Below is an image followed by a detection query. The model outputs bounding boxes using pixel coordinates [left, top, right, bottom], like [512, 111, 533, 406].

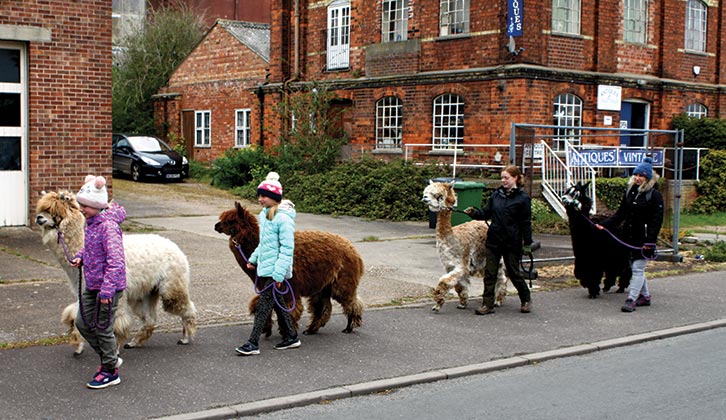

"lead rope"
[234, 242, 297, 313]
[575, 211, 658, 260]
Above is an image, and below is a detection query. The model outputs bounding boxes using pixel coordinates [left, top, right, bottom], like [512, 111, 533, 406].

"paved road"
[244, 328, 726, 420]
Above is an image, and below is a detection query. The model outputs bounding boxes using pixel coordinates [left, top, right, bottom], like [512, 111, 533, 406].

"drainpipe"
[294, 0, 299, 78]
[256, 84, 265, 148]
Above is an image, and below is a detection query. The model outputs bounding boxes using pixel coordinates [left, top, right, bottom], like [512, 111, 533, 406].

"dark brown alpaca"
[215, 202, 365, 335]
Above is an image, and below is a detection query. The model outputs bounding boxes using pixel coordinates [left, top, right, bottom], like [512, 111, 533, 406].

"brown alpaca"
[214, 202, 364, 335]
[422, 181, 508, 312]
[35, 190, 197, 355]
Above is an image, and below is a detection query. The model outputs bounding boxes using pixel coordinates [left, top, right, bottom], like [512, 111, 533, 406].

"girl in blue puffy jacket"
[236, 172, 300, 355]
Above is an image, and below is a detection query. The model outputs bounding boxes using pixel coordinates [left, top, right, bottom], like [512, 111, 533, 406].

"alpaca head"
[422, 181, 457, 213]
[560, 181, 593, 214]
[35, 190, 83, 234]
[214, 201, 260, 244]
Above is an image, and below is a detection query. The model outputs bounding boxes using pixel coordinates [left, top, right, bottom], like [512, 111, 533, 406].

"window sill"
[550, 32, 585, 40]
[684, 49, 708, 57]
[427, 149, 465, 156]
[435, 33, 471, 41]
[373, 148, 402, 154]
[194, 145, 212, 149]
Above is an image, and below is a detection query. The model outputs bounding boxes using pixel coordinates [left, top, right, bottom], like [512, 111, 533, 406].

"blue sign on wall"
[507, 0, 523, 37]
[568, 148, 664, 167]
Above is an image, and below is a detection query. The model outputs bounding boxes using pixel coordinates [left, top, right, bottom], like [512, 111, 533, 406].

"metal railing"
[539, 140, 597, 219]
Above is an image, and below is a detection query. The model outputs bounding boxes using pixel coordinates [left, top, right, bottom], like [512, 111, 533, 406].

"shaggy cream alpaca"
[422, 181, 508, 312]
[35, 191, 197, 355]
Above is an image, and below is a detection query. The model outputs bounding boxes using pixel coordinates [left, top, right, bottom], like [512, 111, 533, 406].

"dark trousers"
[483, 247, 531, 308]
[76, 289, 122, 372]
[248, 277, 296, 344]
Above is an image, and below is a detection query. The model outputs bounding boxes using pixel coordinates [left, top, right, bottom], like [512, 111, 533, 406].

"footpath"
[1, 183, 725, 420]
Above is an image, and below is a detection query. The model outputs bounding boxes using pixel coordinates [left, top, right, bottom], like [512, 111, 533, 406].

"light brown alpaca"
[422, 181, 508, 312]
[35, 191, 197, 355]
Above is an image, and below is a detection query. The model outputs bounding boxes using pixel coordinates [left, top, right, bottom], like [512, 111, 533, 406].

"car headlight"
[141, 156, 161, 166]
[182, 156, 188, 165]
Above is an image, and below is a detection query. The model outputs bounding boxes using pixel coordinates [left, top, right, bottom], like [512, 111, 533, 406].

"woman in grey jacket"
[236, 172, 300, 355]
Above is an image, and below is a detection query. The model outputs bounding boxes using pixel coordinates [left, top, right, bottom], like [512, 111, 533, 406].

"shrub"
[689, 150, 726, 214]
[671, 114, 726, 149]
[210, 147, 276, 190]
[595, 177, 629, 211]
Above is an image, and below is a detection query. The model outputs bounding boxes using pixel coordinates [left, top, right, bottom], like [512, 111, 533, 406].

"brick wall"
[1, 0, 112, 222]
[159, 23, 269, 162]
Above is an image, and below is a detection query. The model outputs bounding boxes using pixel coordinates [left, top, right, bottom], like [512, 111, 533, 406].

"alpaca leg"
[454, 279, 470, 309]
[62, 303, 84, 356]
[432, 268, 464, 312]
[304, 286, 333, 335]
[339, 296, 364, 333]
[125, 294, 159, 348]
[330, 280, 364, 333]
[494, 259, 508, 307]
[159, 283, 197, 345]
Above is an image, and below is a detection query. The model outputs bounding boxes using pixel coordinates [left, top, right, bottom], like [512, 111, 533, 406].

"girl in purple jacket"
[70, 175, 127, 389]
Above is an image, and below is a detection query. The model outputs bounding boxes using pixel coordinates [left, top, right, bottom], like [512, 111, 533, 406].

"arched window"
[376, 96, 403, 149]
[685, 0, 707, 52]
[432, 93, 465, 150]
[553, 93, 582, 150]
[686, 103, 707, 119]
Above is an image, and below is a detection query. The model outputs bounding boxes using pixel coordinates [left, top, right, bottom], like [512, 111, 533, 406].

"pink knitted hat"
[76, 175, 109, 209]
[257, 172, 283, 202]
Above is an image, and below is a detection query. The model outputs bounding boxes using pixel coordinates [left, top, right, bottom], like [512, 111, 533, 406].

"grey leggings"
[76, 289, 122, 372]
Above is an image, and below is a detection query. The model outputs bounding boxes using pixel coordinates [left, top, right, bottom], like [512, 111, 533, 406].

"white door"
[327, 0, 350, 70]
[0, 42, 28, 226]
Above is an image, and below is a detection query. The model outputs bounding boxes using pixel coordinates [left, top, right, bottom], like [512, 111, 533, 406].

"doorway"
[619, 100, 650, 147]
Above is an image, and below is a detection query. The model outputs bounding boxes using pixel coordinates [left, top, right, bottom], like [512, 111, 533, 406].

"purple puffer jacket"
[74, 203, 127, 299]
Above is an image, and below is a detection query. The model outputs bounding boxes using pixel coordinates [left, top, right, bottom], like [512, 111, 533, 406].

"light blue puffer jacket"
[249, 200, 295, 282]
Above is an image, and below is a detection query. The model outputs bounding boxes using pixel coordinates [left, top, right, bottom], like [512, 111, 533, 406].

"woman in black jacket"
[597, 157, 664, 313]
[465, 165, 533, 315]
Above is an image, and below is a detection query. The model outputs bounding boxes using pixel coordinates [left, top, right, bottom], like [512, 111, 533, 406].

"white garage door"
[0, 42, 27, 227]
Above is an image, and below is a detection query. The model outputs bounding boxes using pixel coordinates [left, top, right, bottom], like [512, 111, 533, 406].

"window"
[327, 0, 350, 70]
[194, 110, 211, 147]
[686, 103, 707, 119]
[685, 0, 707, 52]
[439, 0, 469, 36]
[552, 0, 580, 34]
[553, 93, 582, 150]
[432, 94, 464, 150]
[382, 0, 409, 42]
[235, 109, 251, 147]
[624, 0, 647, 44]
[376, 96, 403, 149]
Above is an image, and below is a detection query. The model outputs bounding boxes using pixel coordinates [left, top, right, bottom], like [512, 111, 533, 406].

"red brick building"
[1, 1, 112, 227]
[150, 0, 271, 26]
[156, 0, 726, 164]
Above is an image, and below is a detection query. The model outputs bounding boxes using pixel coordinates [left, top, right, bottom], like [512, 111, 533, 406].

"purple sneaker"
[635, 295, 651, 307]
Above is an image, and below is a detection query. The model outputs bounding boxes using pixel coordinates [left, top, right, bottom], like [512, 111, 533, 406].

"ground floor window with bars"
[432, 93, 464, 150]
[376, 96, 402, 149]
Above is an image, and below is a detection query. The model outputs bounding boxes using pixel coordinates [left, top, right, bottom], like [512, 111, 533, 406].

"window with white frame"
[552, 0, 580, 35]
[685, 0, 707, 52]
[432, 94, 464, 150]
[624, 0, 647, 44]
[235, 109, 251, 147]
[382, 0, 409, 42]
[376, 96, 403, 149]
[439, 0, 469, 37]
[194, 110, 211, 147]
[553, 93, 582, 150]
[686, 103, 707, 119]
[327, 0, 350, 70]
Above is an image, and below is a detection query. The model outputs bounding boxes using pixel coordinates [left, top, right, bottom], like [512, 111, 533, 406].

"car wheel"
[131, 163, 141, 182]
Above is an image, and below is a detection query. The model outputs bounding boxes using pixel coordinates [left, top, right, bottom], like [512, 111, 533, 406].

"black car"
[112, 134, 189, 182]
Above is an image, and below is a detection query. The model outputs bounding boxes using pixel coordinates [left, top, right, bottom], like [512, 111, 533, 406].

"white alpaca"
[422, 181, 508, 312]
[35, 191, 197, 355]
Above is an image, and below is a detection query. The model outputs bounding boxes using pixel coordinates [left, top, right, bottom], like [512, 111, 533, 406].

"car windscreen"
[129, 136, 168, 152]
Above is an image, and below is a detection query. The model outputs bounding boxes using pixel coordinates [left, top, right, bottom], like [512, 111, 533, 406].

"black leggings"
[248, 277, 296, 344]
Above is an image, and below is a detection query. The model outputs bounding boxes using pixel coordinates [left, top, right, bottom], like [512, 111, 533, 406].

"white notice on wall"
[597, 85, 622, 111]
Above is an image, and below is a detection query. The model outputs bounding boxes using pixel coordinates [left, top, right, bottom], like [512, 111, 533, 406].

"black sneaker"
[621, 299, 636, 313]
[274, 337, 301, 350]
[235, 341, 260, 356]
